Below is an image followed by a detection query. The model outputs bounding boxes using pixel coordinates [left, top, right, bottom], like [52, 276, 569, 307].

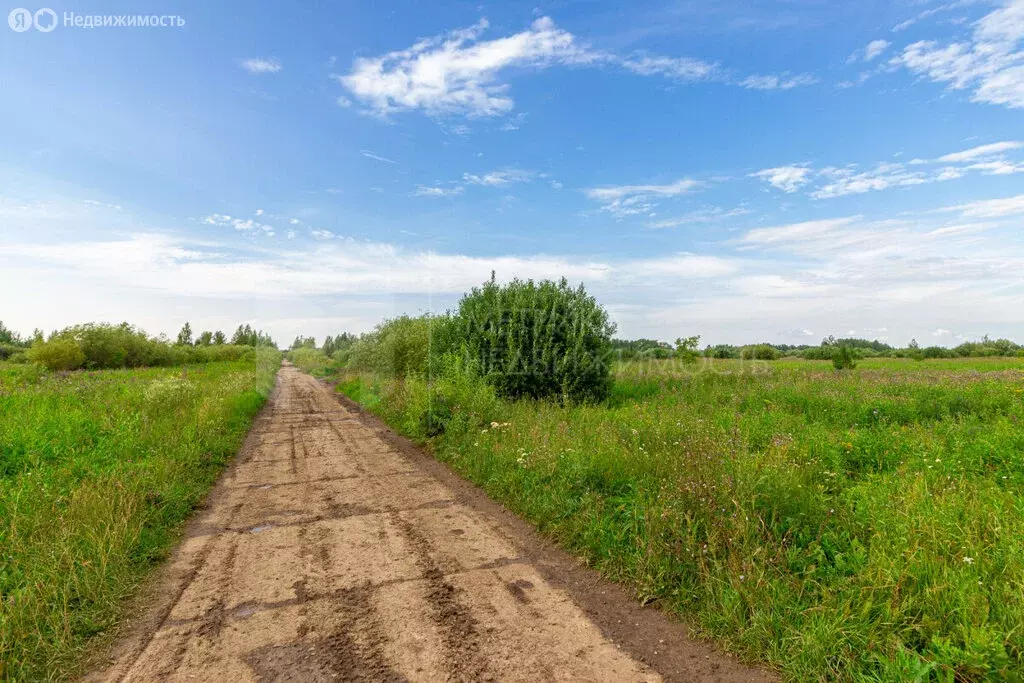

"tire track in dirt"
[90, 363, 774, 682]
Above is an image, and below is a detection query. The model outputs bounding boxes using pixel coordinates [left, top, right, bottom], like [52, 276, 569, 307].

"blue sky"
[1, 0, 1022, 346]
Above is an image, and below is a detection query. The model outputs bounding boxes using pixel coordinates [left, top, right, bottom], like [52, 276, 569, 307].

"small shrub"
[26, 339, 85, 371]
[832, 345, 857, 370]
[741, 343, 781, 361]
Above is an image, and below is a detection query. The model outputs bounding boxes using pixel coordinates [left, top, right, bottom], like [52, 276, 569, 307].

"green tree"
[457, 277, 616, 402]
[213, 330, 226, 345]
[176, 322, 193, 346]
[675, 335, 701, 364]
[196, 330, 213, 346]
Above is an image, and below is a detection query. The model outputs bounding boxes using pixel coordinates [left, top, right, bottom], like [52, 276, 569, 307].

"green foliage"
[290, 335, 317, 350]
[740, 343, 781, 360]
[25, 339, 86, 371]
[0, 353, 278, 679]
[457, 277, 615, 402]
[230, 324, 275, 347]
[348, 314, 458, 378]
[322, 333, 357, 356]
[339, 355, 1024, 681]
[286, 347, 334, 376]
[0, 321, 25, 346]
[176, 321, 193, 346]
[704, 344, 740, 359]
[674, 335, 701, 364]
[610, 338, 674, 361]
[212, 330, 227, 345]
[195, 330, 214, 346]
[832, 344, 858, 370]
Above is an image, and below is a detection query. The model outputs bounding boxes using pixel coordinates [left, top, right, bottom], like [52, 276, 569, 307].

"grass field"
[0, 351, 279, 680]
[337, 356, 1024, 681]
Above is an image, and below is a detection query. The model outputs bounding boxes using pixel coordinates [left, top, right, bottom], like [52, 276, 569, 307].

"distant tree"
[0, 321, 21, 345]
[196, 330, 213, 346]
[213, 330, 226, 345]
[176, 322, 193, 346]
[675, 335, 701, 364]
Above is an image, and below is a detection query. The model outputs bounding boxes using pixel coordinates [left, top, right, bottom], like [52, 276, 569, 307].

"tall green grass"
[0, 350, 279, 680]
[337, 357, 1024, 681]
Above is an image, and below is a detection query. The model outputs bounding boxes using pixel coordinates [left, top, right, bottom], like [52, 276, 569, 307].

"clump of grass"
[338, 356, 1024, 681]
[0, 349, 279, 680]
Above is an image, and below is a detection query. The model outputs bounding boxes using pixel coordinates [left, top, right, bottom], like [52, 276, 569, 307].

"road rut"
[93, 364, 771, 682]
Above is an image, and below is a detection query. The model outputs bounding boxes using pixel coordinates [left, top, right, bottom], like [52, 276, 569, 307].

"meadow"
[0, 350, 279, 680]
[331, 355, 1024, 681]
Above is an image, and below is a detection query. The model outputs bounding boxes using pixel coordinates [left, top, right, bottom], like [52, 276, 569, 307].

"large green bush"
[456, 277, 615, 402]
[25, 339, 86, 371]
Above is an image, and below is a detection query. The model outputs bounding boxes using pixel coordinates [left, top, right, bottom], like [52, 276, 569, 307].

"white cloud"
[938, 140, 1023, 161]
[941, 193, 1024, 217]
[337, 17, 814, 118]
[750, 165, 812, 192]
[202, 213, 275, 234]
[849, 39, 891, 63]
[462, 168, 533, 186]
[811, 162, 933, 199]
[865, 39, 892, 61]
[739, 73, 818, 90]
[739, 217, 859, 247]
[240, 57, 282, 75]
[967, 159, 1024, 173]
[621, 56, 717, 81]
[414, 185, 464, 197]
[360, 150, 398, 164]
[585, 178, 702, 201]
[338, 17, 599, 117]
[585, 178, 702, 218]
[892, 1, 1024, 109]
[647, 207, 752, 229]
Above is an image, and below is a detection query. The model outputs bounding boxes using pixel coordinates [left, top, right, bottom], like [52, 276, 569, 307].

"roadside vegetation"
[0, 321, 280, 680]
[290, 278, 1024, 681]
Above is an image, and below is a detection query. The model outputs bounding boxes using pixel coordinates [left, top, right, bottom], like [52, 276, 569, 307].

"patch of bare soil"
[90, 364, 774, 682]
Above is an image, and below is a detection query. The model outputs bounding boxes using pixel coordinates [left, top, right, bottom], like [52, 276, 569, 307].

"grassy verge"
[334, 358, 1024, 681]
[0, 350, 279, 680]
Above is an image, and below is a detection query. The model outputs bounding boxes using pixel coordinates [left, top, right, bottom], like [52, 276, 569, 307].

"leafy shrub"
[832, 345, 857, 370]
[349, 314, 458, 378]
[457, 277, 615, 402]
[287, 347, 333, 376]
[0, 343, 23, 361]
[705, 344, 739, 359]
[25, 339, 85, 371]
[675, 335, 701, 364]
[741, 343, 781, 361]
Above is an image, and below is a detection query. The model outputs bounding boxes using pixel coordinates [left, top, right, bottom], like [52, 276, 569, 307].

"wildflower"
[963, 557, 974, 564]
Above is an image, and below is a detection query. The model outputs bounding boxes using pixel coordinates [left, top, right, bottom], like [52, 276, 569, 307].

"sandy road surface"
[93, 364, 772, 682]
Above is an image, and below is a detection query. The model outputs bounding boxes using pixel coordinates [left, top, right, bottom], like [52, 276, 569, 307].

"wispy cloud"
[940, 194, 1024, 218]
[739, 73, 818, 90]
[360, 149, 399, 164]
[938, 140, 1023, 162]
[621, 56, 718, 81]
[462, 168, 533, 186]
[239, 57, 282, 75]
[750, 166, 812, 192]
[413, 185, 464, 197]
[202, 213, 275, 235]
[891, 1, 1024, 109]
[647, 207, 751, 229]
[585, 178, 702, 218]
[338, 18, 598, 117]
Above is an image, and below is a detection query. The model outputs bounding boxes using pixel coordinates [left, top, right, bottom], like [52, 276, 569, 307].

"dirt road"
[94, 364, 772, 682]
